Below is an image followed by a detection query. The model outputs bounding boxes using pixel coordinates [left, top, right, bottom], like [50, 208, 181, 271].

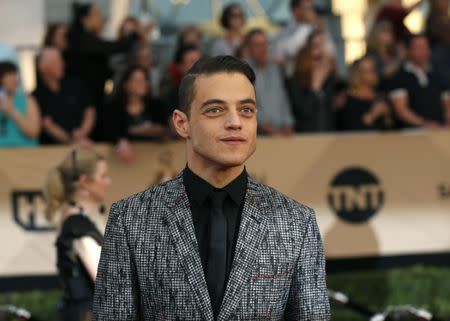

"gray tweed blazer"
[93, 173, 330, 321]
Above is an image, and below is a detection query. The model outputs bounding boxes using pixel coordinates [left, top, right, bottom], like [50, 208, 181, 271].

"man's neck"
[187, 158, 245, 189]
[42, 76, 61, 92]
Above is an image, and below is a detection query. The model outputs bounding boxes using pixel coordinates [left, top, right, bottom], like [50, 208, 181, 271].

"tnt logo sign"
[12, 190, 55, 232]
[327, 167, 384, 223]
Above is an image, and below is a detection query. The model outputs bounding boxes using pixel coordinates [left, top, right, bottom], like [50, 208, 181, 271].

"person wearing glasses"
[44, 148, 112, 321]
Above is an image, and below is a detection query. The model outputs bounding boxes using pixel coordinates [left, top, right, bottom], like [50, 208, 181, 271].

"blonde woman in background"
[337, 56, 392, 131]
[44, 148, 111, 321]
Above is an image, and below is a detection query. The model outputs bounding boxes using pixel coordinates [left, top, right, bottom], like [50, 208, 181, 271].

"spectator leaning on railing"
[387, 34, 450, 129]
[286, 30, 338, 133]
[33, 47, 96, 146]
[337, 56, 392, 132]
[0, 62, 41, 148]
[103, 65, 169, 163]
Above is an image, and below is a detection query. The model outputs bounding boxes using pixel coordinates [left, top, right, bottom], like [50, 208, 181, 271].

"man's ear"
[172, 109, 190, 139]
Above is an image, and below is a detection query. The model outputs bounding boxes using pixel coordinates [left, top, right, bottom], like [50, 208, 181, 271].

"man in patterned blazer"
[93, 56, 330, 321]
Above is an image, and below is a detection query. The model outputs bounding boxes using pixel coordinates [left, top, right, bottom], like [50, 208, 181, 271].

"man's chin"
[217, 155, 251, 168]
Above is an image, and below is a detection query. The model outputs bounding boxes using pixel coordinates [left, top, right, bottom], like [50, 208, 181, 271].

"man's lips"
[220, 136, 247, 144]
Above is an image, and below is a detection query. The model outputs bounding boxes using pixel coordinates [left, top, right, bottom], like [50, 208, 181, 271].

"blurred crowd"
[1, 0, 450, 161]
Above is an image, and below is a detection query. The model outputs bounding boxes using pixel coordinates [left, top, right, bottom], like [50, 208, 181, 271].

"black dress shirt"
[32, 77, 93, 144]
[182, 166, 247, 288]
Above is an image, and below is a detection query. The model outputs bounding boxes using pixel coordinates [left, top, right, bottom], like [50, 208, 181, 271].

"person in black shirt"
[93, 56, 330, 320]
[338, 56, 391, 131]
[103, 65, 169, 162]
[44, 148, 112, 321]
[388, 34, 450, 129]
[183, 165, 246, 292]
[286, 30, 338, 133]
[66, 3, 139, 139]
[33, 47, 95, 145]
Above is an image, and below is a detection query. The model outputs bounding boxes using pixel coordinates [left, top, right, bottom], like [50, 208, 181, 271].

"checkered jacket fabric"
[93, 173, 330, 321]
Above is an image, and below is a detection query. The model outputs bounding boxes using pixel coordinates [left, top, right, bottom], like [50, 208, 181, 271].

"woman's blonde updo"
[43, 148, 104, 222]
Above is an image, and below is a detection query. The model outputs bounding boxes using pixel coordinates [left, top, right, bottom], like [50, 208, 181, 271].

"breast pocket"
[239, 256, 294, 320]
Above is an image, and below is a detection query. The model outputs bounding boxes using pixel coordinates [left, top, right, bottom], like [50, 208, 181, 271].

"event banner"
[1, 131, 449, 277]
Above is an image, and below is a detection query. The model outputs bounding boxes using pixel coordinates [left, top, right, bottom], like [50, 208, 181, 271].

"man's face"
[408, 37, 430, 66]
[177, 72, 257, 169]
[40, 49, 65, 81]
[292, 0, 313, 22]
[248, 33, 268, 66]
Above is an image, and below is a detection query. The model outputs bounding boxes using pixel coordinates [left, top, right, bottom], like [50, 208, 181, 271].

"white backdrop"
[0, 0, 44, 47]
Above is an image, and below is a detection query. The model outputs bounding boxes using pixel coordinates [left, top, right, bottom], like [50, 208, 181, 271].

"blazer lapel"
[163, 175, 215, 321]
[218, 177, 270, 321]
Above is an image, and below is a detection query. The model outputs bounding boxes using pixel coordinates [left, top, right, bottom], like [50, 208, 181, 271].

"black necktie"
[206, 189, 228, 320]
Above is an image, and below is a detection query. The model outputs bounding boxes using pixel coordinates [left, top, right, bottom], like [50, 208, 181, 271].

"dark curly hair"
[220, 3, 246, 30]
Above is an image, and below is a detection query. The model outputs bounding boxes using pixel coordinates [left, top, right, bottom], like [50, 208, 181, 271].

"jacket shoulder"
[109, 174, 182, 217]
[250, 177, 316, 224]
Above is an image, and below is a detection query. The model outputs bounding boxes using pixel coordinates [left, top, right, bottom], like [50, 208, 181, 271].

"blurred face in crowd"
[247, 32, 269, 67]
[0, 71, 19, 93]
[82, 5, 104, 34]
[389, 0, 402, 7]
[52, 24, 68, 51]
[173, 72, 257, 170]
[292, 0, 313, 22]
[182, 28, 202, 47]
[79, 160, 112, 203]
[39, 48, 65, 81]
[228, 5, 246, 31]
[310, 33, 325, 60]
[125, 69, 149, 98]
[135, 46, 152, 69]
[179, 49, 202, 75]
[377, 27, 394, 48]
[359, 58, 378, 88]
[407, 36, 430, 67]
[119, 17, 139, 38]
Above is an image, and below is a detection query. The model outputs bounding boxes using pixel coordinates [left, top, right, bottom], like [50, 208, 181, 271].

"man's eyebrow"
[239, 98, 256, 105]
[200, 99, 226, 109]
[200, 98, 257, 109]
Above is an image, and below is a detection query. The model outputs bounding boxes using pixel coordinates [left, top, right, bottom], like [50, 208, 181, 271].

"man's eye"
[241, 107, 256, 114]
[206, 107, 222, 114]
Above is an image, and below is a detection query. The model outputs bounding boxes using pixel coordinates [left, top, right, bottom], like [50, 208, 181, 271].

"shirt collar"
[404, 62, 431, 87]
[183, 165, 248, 206]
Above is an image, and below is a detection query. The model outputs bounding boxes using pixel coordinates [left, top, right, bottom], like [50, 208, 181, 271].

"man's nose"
[224, 109, 242, 130]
